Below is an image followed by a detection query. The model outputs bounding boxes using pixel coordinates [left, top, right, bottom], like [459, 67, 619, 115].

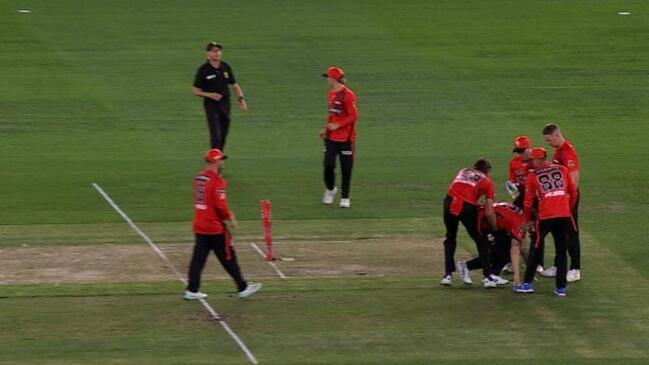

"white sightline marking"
[91, 182, 259, 365]
[250, 243, 288, 279]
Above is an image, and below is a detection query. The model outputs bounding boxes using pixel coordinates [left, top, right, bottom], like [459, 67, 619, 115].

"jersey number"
[537, 171, 564, 193]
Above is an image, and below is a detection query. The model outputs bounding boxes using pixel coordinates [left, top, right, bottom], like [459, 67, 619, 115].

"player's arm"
[483, 179, 498, 230]
[213, 184, 235, 228]
[569, 170, 579, 189]
[522, 173, 536, 225]
[192, 86, 222, 101]
[231, 83, 248, 111]
[565, 167, 578, 210]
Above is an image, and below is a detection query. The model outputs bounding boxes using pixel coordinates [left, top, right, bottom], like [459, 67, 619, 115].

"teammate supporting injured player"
[457, 202, 526, 286]
[515, 147, 577, 296]
[441, 158, 502, 288]
[542, 123, 582, 282]
[184, 148, 261, 300]
[319, 66, 358, 208]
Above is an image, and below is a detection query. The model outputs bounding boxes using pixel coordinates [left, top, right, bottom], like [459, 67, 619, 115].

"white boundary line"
[91, 183, 259, 365]
[250, 243, 288, 279]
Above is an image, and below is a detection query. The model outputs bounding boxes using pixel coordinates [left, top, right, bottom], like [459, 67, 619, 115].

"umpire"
[192, 42, 248, 150]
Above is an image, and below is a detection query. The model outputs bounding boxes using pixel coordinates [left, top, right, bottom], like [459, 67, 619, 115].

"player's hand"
[238, 98, 248, 111]
[318, 129, 327, 138]
[520, 221, 533, 234]
[226, 218, 238, 230]
[325, 122, 340, 131]
[208, 93, 223, 101]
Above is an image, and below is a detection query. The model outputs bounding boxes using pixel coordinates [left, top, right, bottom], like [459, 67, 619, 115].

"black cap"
[206, 42, 223, 51]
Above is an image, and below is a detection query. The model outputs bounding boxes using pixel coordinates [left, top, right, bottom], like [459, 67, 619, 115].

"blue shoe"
[554, 287, 567, 297]
[514, 282, 534, 293]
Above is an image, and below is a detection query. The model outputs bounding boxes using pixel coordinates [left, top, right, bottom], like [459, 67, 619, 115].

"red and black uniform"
[508, 155, 529, 208]
[523, 162, 577, 289]
[443, 168, 495, 277]
[553, 140, 581, 270]
[187, 169, 247, 293]
[467, 203, 525, 274]
[323, 86, 358, 199]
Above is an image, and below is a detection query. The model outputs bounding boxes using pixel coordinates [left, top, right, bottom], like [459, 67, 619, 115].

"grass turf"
[1, 0, 648, 364]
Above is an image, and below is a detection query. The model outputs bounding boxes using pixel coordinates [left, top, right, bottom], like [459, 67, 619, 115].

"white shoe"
[457, 261, 472, 284]
[540, 266, 557, 277]
[567, 269, 581, 282]
[183, 290, 208, 300]
[482, 277, 497, 288]
[536, 265, 545, 273]
[238, 282, 262, 298]
[339, 198, 351, 208]
[490, 275, 509, 285]
[440, 274, 452, 286]
[323, 187, 337, 204]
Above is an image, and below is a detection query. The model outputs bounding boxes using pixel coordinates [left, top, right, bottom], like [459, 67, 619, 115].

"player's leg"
[322, 139, 338, 203]
[442, 196, 460, 280]
[567, 192, 581, 275]
[212, 233, 248, 292]
[523, 221, 548, 284]
[510, 238, 522, 284]
[339, 141, 354, 203]
[460, 205, 493, 283]
[217, 104, 231, 151]
[186, 234, 213, 293]
[549, 218, 570, 292]
[205, 104, 223, 149]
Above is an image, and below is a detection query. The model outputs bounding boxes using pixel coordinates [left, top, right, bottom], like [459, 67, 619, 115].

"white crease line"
[91, 182, 259, 365]
[250, 243, 288, 279]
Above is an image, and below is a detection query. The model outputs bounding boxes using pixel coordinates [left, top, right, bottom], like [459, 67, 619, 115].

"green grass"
[1, 0, 648, 364]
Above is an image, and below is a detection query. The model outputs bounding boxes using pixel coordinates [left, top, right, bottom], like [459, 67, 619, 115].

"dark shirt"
[193, 61, 236, 105]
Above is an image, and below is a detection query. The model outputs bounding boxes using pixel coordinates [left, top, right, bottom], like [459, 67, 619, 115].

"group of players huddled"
[441, 123, 581, 296]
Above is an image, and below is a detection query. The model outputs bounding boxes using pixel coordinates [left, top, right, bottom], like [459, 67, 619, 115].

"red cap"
[512, 135, 531, 152]
[204, 148, 228, 163]
[530, 147, 547, 160]
[322, 66, 345, 80]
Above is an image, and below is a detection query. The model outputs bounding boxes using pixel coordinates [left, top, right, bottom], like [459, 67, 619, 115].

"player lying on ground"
[456, 202, 527, 286]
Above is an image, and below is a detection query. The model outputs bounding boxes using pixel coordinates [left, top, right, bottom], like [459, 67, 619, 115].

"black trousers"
[187, 233, 247, 293]
[568, 192, 581, 270]
[443, 195, 492, 277]
[323, 139, 354, 199]
[204, 101, 231, 150]
[466, 231, 511, 275]
[524, 217, 571, 289]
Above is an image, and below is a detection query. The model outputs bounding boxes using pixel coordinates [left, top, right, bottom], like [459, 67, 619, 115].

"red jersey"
[325, 86, 358, 142]
[193, 169, 233, 235]
[508, 155, 529, 184]
[480, 202, 525, 241]
[552, 140, 579, 173]
[447, 168, 495, 215]
[524, 163, 577, 221]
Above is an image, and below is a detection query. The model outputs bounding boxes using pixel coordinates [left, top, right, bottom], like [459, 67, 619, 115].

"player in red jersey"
[441, 158, 500, 288]
[542, 123, 581, 282]
[457, 202, 527, 285]
[507, 135, 531, 208]
[184, 148, 261, 300]
[319, 66, 358, 208]
[515, 147, 577, 296]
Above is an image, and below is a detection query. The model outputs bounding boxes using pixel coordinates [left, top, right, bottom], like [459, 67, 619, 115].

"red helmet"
[204, 148, 228, 163]
[530, 147, 547, 160]
[512, 135, 531, 152]
[322, 66, 345, 80]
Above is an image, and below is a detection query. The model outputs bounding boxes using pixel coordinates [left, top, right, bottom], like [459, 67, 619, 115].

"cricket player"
[319, 66, 358, 208]
[540, 123, 581, 282]
[441, 158, 500, 288]
[515, 147, 577, 296]
[184, 148, 261, 300]
[506, 135, 545, 274]
[457, 202, 526, 286]
[192, 42, 248, 150]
